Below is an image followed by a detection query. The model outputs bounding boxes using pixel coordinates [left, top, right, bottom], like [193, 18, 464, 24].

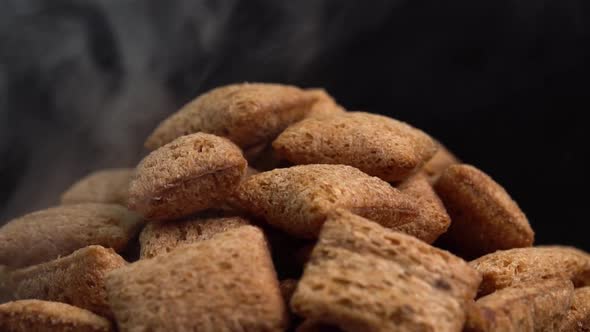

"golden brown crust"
[393, 173, 451, 243]
[60, 168, 134, 206]
[304, 88, 346, 119]
[128, 133, 247, 221]
[231, 164, 420, 239]
[0, 203, 142, 268]
[290, 210, 481, 332]
[106, 226, 288, 331]
[0, 300, 113, 332]
[4, 245, 126, 318]
[559, 286, 590, 331]
[470, 246, 590, 296]
[434, 164, 534, 259]
[139, 213, 249, 259]
[421, 143, 460, 184]
[465, 279, 574, 332]
[272, 112, 437, 182]
[145, 82, 316, 150]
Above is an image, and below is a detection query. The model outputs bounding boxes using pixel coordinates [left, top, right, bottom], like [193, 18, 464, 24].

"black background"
[0, 0, 588, 250]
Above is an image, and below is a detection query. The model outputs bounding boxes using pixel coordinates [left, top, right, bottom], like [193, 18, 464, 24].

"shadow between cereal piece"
[0, 203, 143, 268]
[464, 278, 574, 332]
[470, 246, 590, 297]
[272, 112, 438, 182]
[420, 141, 461, 185]
[106, 226, 288, 331]
[144, 82, 317, 151]
[0, 299, 114, 332]
[128, 133, 248, 222]
[434, 164, 534, 260]
[290, 210, 481, 331]
[3, 245, 126, 318]
[230, 164, 421, 239]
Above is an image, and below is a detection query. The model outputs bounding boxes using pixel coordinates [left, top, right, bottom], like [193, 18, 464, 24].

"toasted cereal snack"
[304, 88, 346, 119]
[106, 226, 287, 331]
[139, 213, 249, 258]
[145, 83, 316, 150]
[392, 173, 451, 244]
[290, 210, 481, 332]
[245, 143, 286, 171]
[435, 164, 534, 259]
[0, 300, 113, 332]
[231, 164, 420, 238]
[60, 168, 134, 206]
[470, 246, 590, 296]
[3, 245, 125, 318]
[559, 286, 590, 331]
[0, 204, 142, 268]
[272, 112, 437, 182]
[421, 142, 460, 184]
[465, 278, 574, 332]
[128, 133, 247, 221]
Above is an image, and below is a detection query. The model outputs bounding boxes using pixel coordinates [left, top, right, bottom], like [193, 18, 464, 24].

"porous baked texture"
[304, 88, 346, 118]
[106, 226, 288, 332]
[145, 82, 316, 150]
[139, 213, 249, 258]
[60, 168, 134, 206]
[0, 299, 113, 332]
[421, 143, 460, 184]
[464, 278, 574, 332]
[392, 173, 451, 244]
[290, 210, 481, 332]
[128, 133, 247, 221]
[232, 164, 420, 239]
[0, 203, 142, 268]
[3, 245, 126, 318]
[559, 286, 590, 331]
[435, 164, 534, 259]
[272, 112, 437, 182]
[470, 246, 590, 296]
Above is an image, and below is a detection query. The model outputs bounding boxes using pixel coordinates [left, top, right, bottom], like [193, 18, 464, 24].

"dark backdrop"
[1, 0, 588, 250]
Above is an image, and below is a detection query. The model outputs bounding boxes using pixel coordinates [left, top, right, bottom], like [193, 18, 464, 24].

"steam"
[0, 0, 400, 222]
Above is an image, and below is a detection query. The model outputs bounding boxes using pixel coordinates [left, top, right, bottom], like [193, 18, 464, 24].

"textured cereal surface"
[291, 211, 481, 332]
[128, 133, 247, 221]
[0, 203, 142, 268]
[139, 213, 249, 258]
[470, 246, 590, 296]
[232, 164, 420, 238]
[393, 173, 451, 243]
[435, 164, 534, 259]
[465, 279, 574, 332]
[106, 226, 287, 332]
[4, 245, 126, 318]
[0, 300, 113, 332]
[421, 143, 460, 184]
[304, 88, 346, 118]
[559, 286, 590, 331]
[60, 168, 134, 206]
[145, 82, 316, 150]
[272, 112, 437, 181]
